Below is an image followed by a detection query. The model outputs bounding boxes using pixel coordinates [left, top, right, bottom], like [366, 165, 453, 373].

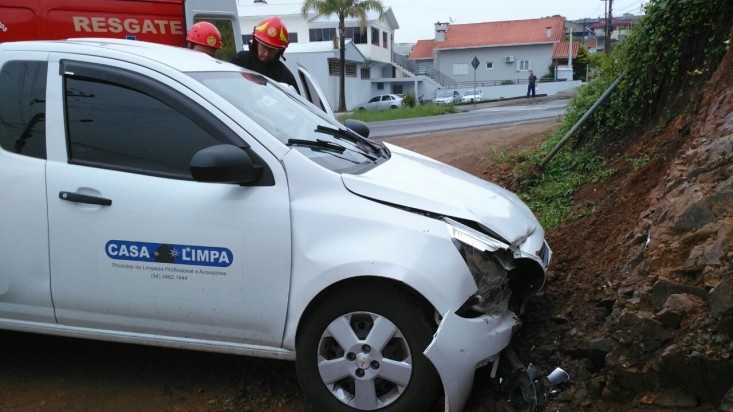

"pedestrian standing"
[527, 70, 537, 98]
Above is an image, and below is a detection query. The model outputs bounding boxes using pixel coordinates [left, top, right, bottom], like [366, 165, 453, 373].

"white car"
[461, 89, 484, 103]
[356, 93, 404, 110]
[0, 39, 551, 412]
[433, 90, 462, 104]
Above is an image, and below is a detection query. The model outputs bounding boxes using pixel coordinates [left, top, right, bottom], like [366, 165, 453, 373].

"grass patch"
[338, 103, 457, 123]
[502, 120, 614, 229]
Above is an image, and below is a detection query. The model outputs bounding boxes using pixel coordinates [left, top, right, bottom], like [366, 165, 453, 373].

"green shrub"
[402, 91, 417, 108]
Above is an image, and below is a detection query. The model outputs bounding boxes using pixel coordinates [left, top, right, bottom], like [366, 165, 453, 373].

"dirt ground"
[0, 120, 559, 412]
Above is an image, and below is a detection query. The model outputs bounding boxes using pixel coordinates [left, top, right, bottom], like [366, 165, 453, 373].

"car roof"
[0, 38, 238, 73]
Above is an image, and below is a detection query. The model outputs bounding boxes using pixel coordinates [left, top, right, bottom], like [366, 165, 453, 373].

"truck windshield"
[188, 70, 387, 173]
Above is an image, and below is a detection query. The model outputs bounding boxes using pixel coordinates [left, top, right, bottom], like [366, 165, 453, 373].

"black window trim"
[58, 60, 275, 186]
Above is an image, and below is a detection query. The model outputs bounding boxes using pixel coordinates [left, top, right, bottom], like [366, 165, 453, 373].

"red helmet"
[186, 21, 222, 49]
[253, 16, 289, 50]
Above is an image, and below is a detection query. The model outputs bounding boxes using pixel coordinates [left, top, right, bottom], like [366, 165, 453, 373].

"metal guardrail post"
[539, 73, 625, 169]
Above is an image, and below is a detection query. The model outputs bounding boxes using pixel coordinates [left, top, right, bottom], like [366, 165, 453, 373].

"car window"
[369, 96, 380, 103]
[0, 61, 47, 159]
[382, 95, 391, 101]
[63, 63, 229, 179]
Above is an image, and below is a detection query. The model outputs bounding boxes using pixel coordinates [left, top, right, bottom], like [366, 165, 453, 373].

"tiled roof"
[409, 39, 436, 59]
[409, 16, 565, 60]
[553, 40, 580, 59]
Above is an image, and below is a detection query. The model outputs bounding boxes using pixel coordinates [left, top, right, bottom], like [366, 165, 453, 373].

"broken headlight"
[444, 218, 514, 316]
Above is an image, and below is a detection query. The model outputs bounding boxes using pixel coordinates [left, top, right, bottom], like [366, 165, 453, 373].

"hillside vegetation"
[500, 0, 733, 410]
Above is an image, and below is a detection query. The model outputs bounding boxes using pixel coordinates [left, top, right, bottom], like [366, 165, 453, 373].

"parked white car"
[0, 39, 551, 412]
[356, 93, 404, 110]
[461, 89, 484, 103]
[433, 89, 462, 104]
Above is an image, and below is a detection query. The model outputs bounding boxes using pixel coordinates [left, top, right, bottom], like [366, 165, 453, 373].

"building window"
[371, 27, 379, 45]
[376, 82, 384, 90]
[519, 60, 531, 71]
[344, 27, 367, 44]
[382, 32, 388, 48]
[392, 84, 403, 94]
[309, 27, 337, 42]
[452, 63, 468, 75]
[328, 60, 357, 77]
[486, 61, 493, 70]
[360, 67, 370, 79]
[344, 62, 357, 77]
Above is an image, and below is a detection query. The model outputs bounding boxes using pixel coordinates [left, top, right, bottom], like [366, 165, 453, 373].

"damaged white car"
[0, 39, 554, 411]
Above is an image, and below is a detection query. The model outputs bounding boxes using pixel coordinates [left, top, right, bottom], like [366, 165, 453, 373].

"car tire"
[296, 284, 442, 412]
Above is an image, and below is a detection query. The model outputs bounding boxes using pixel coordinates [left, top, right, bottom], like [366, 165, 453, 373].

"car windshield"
[436, 91, 453, 98]
[188, 70, 388, 173]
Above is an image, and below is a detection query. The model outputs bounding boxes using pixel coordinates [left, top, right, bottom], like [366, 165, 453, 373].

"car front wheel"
[296, 284, 442, 412]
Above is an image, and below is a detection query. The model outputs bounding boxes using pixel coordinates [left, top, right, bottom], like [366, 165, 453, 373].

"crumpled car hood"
[341, 143, 542, 244]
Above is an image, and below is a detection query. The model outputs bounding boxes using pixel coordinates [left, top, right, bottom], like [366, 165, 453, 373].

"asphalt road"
[368, 93, 575, 139]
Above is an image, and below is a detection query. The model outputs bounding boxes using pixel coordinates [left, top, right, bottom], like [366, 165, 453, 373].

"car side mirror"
[344, 119, 370, 138]
[190, 144, 262, 184]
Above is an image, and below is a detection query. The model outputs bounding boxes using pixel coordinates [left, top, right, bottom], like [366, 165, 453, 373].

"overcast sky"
[388, 0, 648, 43]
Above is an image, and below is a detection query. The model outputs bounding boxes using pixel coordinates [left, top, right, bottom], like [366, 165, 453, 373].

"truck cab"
[0, 0, 334, 117]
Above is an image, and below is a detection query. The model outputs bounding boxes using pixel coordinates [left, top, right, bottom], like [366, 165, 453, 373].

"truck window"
[62, 63, 227, 178]
[195, 19, 236, 62]
[0, 61, 47, 159]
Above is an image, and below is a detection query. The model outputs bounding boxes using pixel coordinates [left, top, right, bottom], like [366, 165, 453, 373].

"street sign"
[471, 56, 480, 69]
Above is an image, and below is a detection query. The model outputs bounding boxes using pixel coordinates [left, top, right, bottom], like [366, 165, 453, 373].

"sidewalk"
[459, 86, 580, 110]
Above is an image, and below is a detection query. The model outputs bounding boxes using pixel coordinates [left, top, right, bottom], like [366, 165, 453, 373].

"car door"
[380, 95, 393, 109]
[44, 55, 292, 346]
[366, 95, 380, 109]
[293, 63, 335, 119]
[0, 52, 56, 324]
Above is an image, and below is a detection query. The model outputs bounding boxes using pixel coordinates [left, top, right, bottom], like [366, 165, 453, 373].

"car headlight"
[443, 217, 549, 316]
[444, 218, 514, 315]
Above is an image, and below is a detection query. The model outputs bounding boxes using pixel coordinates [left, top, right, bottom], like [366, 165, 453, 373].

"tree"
[301, 0, 384, 112]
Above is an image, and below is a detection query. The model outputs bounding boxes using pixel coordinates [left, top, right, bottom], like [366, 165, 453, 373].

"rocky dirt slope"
[509, 36, 733, 411]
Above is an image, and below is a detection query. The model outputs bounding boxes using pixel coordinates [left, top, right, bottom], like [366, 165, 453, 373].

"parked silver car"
[357, 93, 404, 110]
[433, 90, 462, 104]
[461, 89, 484, 103]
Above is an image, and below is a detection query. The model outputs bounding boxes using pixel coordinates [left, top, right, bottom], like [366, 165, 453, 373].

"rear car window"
[0, 61, 47, 159]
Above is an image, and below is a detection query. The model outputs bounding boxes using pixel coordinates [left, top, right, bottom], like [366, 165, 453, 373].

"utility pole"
[605, 0, 613, 54]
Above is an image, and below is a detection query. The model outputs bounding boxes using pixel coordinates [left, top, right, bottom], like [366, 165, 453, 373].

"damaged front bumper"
[424, 309, 521, 412]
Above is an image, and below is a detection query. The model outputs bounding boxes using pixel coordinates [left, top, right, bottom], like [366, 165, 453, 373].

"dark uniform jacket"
[230, 50, 299, 93]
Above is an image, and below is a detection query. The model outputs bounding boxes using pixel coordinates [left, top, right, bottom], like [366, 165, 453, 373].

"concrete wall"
[453, 79, 583, 100]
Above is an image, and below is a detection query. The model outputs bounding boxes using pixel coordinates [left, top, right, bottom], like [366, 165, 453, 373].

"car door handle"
[59, 191, 112, 206]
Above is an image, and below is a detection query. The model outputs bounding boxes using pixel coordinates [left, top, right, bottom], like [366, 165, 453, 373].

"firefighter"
[185, 21, 222, 57]
[230, 16, 299, 92]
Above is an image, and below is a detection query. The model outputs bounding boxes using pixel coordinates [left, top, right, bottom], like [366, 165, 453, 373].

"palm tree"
[301, 0, 384, 112]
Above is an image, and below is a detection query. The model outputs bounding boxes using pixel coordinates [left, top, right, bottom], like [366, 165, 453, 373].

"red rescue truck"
[0, 0, 243, 60]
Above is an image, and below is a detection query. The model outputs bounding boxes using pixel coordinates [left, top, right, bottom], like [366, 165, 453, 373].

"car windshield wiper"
[287, 138, 370, 164]
[314, 125, 383, 159]
[287, 138, 346, 154]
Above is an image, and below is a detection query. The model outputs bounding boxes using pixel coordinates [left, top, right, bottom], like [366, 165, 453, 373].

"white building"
[236, 0, 406, 111]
